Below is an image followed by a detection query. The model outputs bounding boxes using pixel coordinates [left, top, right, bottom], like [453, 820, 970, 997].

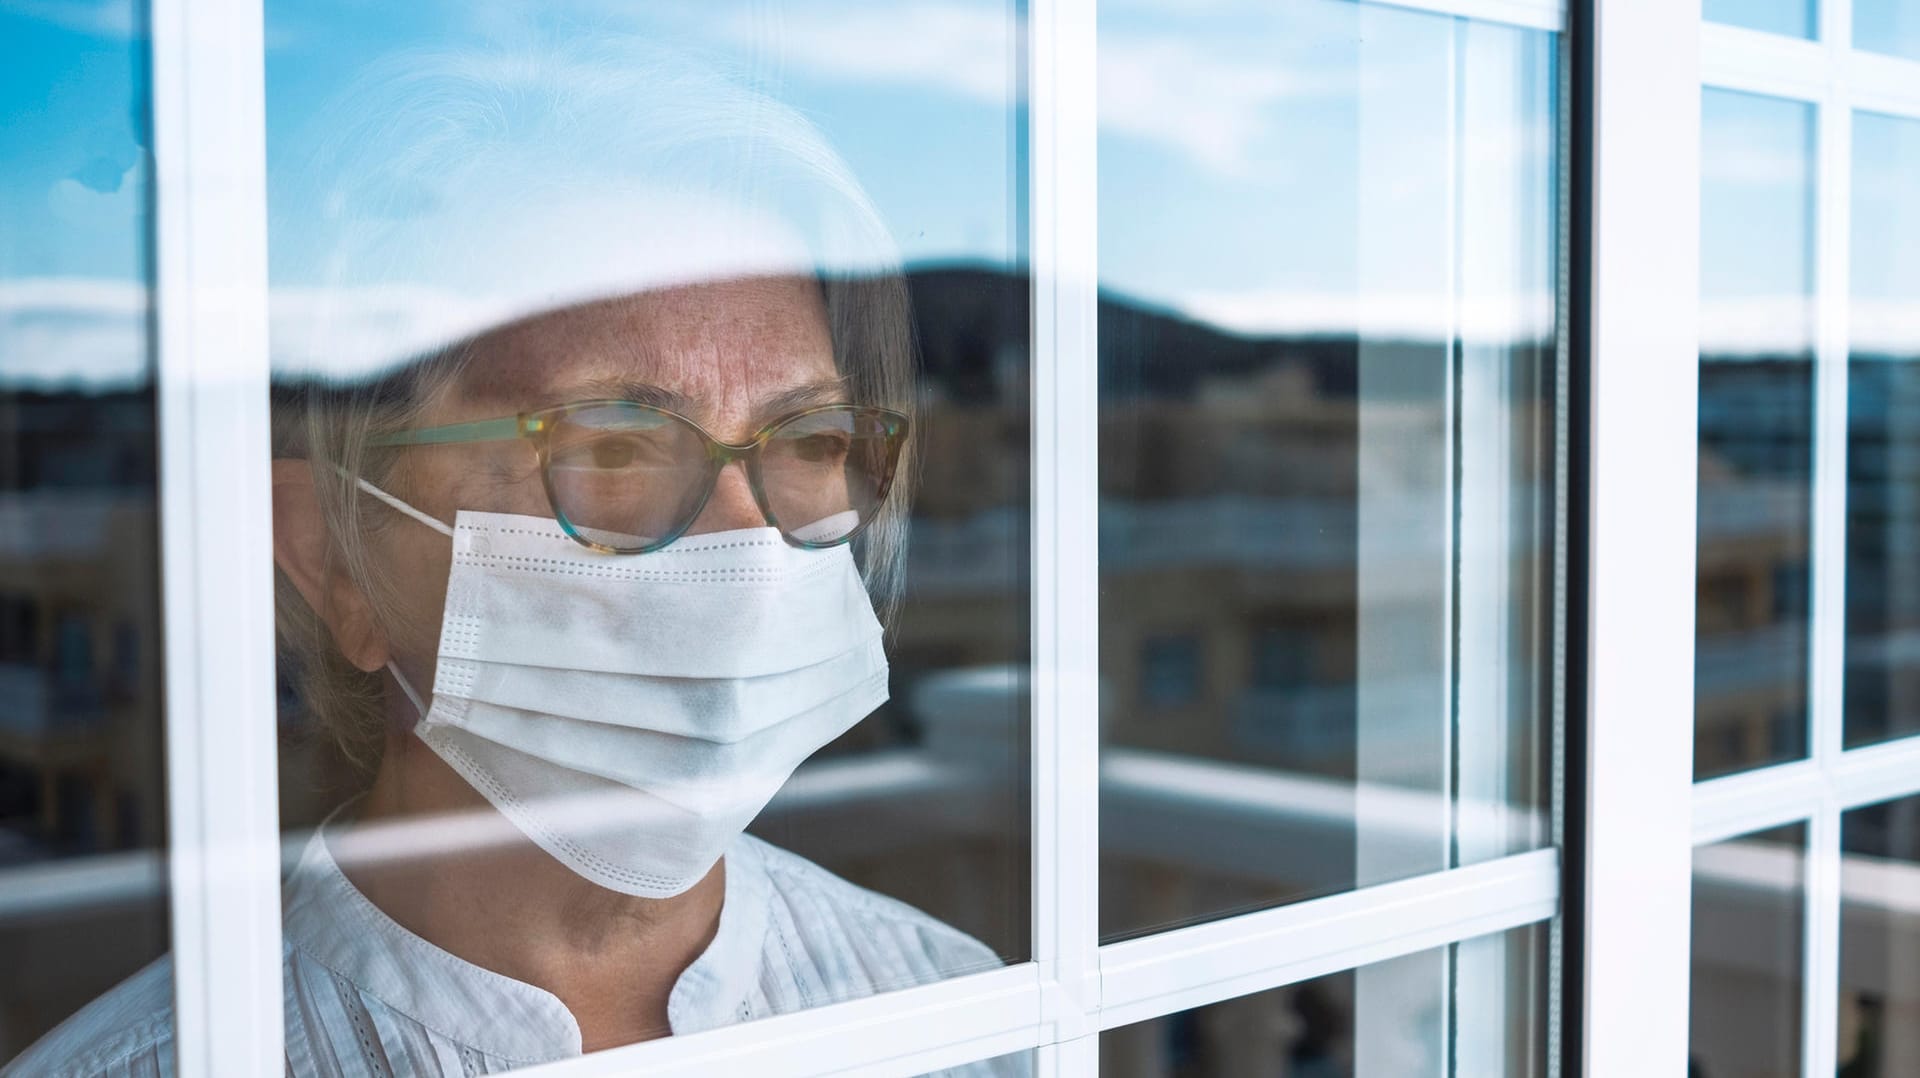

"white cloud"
[709, 0, 1343, 178]
[266, 283, 499, 382]
[13, 277, 1909, 393]
[1163, 286, 1920, 356]
[1698, 296, 1816, 356]
[1701, 295, 1920, 357]
[0, 278, 491, 389]
[47, 154, 148, 227]
[1097, 38, 1323, 177]
[0, 278, 149, 390]
[1703, 142, 1814, 188]
[1177, 286, 1555, 343]
[718, 1, 1018, 105]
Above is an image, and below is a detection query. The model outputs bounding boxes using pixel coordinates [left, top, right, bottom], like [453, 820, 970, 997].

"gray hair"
[273, 37, 918, 771]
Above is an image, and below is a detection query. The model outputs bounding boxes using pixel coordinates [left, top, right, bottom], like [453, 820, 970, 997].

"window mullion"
[1028, 0, 1102, 1060]
[1804, 0, 1854, 1066]
[1805, 805, 1844, 1077]
[149, 0, 282, 1073]
[1096, 849, 1559, 1031]
[1579, 0, 1702, 1072]
[1812, 16, 1855, 786]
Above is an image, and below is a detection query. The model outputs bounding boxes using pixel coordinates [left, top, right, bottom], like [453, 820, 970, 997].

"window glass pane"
[0, 2, 172, 1071]
[1840, 794, 1920, 1074]
[1704, 0, 1818, 39]
[1855, 0, 1920, 60]
[1097, 1, 1559, 940]
[1696, 89, 1817, 781]
[1100, 924, 1547, 1077]
[1689, 824, 1805, 1078]
[1845, 111, 1920, 750]
[929, 1052, 1032, 1077]
[253, 1, 1019, 1067]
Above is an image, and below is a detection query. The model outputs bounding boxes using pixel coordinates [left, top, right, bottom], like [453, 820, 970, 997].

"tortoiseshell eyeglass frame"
[365, 400, 909, 554]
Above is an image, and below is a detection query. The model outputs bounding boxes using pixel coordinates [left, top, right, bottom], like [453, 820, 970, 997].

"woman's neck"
[329, 730, 726, 1052]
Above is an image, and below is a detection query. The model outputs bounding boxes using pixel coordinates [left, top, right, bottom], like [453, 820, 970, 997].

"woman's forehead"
[445, 275, 838, 419]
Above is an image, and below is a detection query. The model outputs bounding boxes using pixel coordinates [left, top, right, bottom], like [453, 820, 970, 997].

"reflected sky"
[1854, 110, 1920, 354]
[1702, 88, 1815, 353]
[259, 2, 1022, 283]
[1856, 0, 1920, 61]
[1100, 1, 1556, 341]
[2, 0, 1911, 389]
[0, 4, 147, 283]
[1704, 0, 1816, 39]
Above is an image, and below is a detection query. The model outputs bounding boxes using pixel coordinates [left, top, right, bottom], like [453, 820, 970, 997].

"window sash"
[148, 0, 1577, 1075]
[1693, 7, 1920, 1077]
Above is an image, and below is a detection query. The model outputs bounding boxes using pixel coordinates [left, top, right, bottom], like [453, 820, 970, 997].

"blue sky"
[1856, 0, 1920, 61]
[0, 3, 147, 283]
[258, 0, 1024, 285]
[0, 0, 1912, 388]
[1701, 88, 1817, 352]
[1703, 0, 1815, 40]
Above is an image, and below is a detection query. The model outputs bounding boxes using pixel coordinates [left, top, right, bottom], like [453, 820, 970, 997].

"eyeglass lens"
[544, 403, 896, 550]
[759, 408, 895, 545]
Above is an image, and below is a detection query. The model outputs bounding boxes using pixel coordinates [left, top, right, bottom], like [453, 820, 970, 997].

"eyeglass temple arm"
[364, 415, 527, 448]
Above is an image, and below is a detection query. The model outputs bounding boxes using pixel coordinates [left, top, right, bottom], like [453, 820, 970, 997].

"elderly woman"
[14, 40, 1005, 1077]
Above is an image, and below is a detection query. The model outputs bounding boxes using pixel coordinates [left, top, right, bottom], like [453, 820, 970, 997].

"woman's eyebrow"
[538, 376, 849, 419]
[755, 379, 852, 417]
[557, 378, 688, 411]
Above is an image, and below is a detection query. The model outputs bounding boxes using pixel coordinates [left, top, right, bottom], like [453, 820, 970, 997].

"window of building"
[1139, 635, 1203, 709]
[1691, 3, 1920, 1074]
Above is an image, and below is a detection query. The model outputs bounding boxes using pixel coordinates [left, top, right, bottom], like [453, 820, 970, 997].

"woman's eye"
[589, 438, 639, 469]
[790, 434, 850, 463]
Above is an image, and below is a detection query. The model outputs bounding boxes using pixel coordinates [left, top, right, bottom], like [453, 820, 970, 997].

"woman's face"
[370, 273, 842, 691]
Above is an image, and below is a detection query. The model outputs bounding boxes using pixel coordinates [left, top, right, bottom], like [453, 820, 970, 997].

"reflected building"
[1695, 355, 1814, 779]
[903, 267, 1371, 780]
[0, 389, 167, 1058]
[7, 265, 1920, 1068]
[1846, 355, 1920, 748]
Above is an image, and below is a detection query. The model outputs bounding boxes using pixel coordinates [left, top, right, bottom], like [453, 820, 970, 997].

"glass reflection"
[1839, 795, 1920, 1076]
[1100, 925, 1546, 1077]
[1855, 0, 1920, 60]
[22, 1, 1030, 1073]
[1704, 0, 1818, 39]
[1688, 824, 1805, 1078]
[929, 1052, 1034, 1078]
[1696, 89, 1817, 781]
[1097, 0, 1559, 940]
[0, 1, 171, 1071]
[1845, 111, 1920, 750]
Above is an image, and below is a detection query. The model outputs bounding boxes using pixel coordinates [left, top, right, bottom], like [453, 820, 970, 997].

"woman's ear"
[271, 458, 390, 673]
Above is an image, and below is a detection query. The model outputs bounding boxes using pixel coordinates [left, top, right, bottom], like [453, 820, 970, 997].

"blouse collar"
[281, 812, 773, 1064]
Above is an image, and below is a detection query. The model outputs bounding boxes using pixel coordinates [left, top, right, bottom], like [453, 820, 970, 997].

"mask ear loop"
[387, 661, 430, 721]
[324, 461, 456, 537]
[352, 476, 455, 538]
[326, 466, 448, 719]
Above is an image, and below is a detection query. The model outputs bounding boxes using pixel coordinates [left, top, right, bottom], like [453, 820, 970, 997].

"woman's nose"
[685, 460, 768, 536]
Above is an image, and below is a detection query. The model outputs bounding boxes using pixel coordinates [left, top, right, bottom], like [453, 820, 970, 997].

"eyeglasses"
[366, 400, 909, 554]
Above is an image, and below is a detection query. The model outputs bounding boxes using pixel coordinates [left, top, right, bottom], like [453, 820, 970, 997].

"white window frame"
[1577, 0, 1705, 1074]
[1690, 6, 1920, 1077]
[151, 0, 283, 1074]
[143, 0, 1598, 1075]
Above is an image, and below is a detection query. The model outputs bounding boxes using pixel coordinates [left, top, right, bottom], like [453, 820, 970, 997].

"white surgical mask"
[362, 480, 888, 897]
